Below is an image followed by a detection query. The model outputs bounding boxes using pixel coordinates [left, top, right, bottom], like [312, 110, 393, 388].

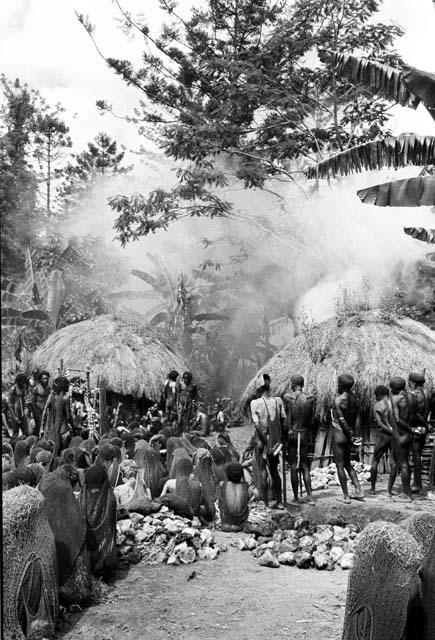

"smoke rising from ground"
[60, 157, 433, 332]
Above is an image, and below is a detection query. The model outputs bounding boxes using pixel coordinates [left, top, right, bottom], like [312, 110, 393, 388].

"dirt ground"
[59, 538, 349, 640]
[57, 424, 434, 640]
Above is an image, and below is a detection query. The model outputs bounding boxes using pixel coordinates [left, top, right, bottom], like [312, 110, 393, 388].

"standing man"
[250, 373, 286, 509]
[407, 371, 430, 495]
[176, 371, 198, 436]
[283, 375, 315, 505]
[389, 376, 414, 502]
[31, 371, 51, 438]
[163, 370, 179, 421]
[370, 385, 396, 496]
[7, 373, 29, 437]
[42, 376, 74, 455]
[331, 374, 365, 504]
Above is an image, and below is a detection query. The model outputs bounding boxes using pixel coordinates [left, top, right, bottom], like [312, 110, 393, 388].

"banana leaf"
[306, 135, 435, 180]
[192, 312, 230, 322]
[106, 290, 160, 300]
[357, 175, 435, 206]
[149, 311, 170, 326]
[332, 53, 435, 119]
[131, 269, 159, 287]
[332, 53, 419, 108]
[0, 290, 33, 312]
[21, 310, 51, 321]
[1, 308, 23, 318]
[1, 317, 30, 327]
[403, 227, 435, 243]
[46, 269, 65, 328]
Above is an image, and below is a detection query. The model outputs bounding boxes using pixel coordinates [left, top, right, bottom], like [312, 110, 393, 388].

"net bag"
[342, 521, 423, 640]
[3, 486, 58, 640]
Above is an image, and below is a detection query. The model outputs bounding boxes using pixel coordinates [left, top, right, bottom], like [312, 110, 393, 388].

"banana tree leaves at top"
[332, 53, 435, 120]
[46, 269, 65, 328]
[357, 175, 435, 207]
[403, 228, 435, 243]
[305, 135, 435, 180]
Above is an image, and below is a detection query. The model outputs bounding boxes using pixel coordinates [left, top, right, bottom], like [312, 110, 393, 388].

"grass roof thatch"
[28, 314, 188, 399]
[239, 312, 435, 421]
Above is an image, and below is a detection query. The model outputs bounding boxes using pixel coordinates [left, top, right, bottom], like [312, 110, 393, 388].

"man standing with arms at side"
[331, 374, 365, 504]
[407, 371, 430, 495]
[283, 375, 315, 505]
[390, 376, 414, 502]
[250, 373, 286, 509]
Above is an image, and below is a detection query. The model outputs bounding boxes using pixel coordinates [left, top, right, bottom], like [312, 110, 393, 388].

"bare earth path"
[59, 534, 348, 640]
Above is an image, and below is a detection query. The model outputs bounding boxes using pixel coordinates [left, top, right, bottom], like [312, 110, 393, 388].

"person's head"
[390, 376, 406, 395]
[38, 371, 50, 387]
[408, 372, 425, 390]
[15, 373, 28, 390]
[35, 450, 53, 472]
[175, 457, 193, 478]
[183, 371, 193, 385]
[53, 376, 69, 394]
[225, 462, 244, 483]
[119, 459, 138, 481]
[338, 374, 354, 393]
[2, 454, 12, 473]
[374, 385, 389, 401]
[290, 375, 304, 391]
[168, 369, 179, 382]
[255, 373, 271, 394]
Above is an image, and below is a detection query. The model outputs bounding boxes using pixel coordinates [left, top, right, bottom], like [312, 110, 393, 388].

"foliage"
[298, 308, 332, 363]
[77, 0, 403, 241]
[334, 278, 372, 327]
[33, 105, 72, 215]
[0, 76, 40, 277]
[61, 132, 132, 216]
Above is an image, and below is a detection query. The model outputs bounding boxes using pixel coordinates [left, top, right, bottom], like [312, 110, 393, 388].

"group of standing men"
[162, 370, 198, 436]
[4, 372, 73, 454]
[250, 371, 433, 507]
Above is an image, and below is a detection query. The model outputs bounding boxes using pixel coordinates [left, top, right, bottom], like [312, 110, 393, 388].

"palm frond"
[306, 135, 435, 180]
[357, 175, 435, 207]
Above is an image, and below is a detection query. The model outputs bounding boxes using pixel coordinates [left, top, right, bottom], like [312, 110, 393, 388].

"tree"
[78, 0, 403, 242]
[61, 132, 132, 215]
[0, 76, 40, 277]
[33, 105, 72, 216]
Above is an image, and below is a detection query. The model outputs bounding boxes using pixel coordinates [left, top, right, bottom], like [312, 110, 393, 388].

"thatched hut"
[240, 312, 435, 421]
[28, 314, 188, 402]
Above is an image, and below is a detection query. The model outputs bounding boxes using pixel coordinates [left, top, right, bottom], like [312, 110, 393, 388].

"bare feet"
[339, 496, 351, 505]
[368, 489, 376, 496]
[271, 501, 284, 510]
[351, 492, 365, 502]
[305, 497, 315, 506]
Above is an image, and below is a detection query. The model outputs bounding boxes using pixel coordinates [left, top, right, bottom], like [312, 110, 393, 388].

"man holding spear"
[250, 373, 286, 509]
[283, 375, 316, 506]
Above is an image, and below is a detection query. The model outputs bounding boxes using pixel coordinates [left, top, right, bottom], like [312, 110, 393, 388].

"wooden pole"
[99, 385, 107, 435]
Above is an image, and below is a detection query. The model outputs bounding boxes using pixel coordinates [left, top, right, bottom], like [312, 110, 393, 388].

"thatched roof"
[240, 312, 435, 420]
[28, 314, 188, 399]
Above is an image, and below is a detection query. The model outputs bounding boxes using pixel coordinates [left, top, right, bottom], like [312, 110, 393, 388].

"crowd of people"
[2, 363, 434, 637]
[250, 370, 434, 507]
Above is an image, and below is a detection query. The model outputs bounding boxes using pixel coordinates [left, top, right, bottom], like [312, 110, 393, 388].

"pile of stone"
[116, 506, 226, 566]
[311, 461, 371, 491]
[233, 518, 360, 570]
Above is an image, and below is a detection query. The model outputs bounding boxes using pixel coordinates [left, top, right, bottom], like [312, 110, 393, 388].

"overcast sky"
[1, 0, 434, 157]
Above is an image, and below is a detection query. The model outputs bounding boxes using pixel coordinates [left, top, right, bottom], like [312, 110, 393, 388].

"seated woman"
[218, 462, 249, 532]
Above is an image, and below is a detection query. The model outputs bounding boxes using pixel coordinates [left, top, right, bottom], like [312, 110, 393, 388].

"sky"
[1, 0, 435, 156]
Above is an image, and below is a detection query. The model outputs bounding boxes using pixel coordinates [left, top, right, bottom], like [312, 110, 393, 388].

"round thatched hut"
[240, 312, 435, 421]
[28, 314, 188, 401]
